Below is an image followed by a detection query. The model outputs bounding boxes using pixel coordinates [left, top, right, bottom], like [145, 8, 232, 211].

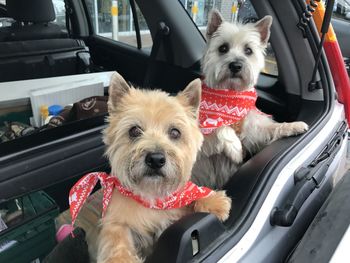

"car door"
[82, 0, 204, 93]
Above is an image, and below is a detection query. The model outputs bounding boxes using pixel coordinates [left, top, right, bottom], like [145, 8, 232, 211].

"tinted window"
[52, 0, 66, 30]
[332, 0, 350, 21]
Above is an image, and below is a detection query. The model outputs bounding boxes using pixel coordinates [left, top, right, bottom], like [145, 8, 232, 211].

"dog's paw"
[217, 126, 243, 163]
[222, 140, 243, 164]
[194, 191, 232, 222]
[293, 121, 309, 133]
[284, 121, 309, 136]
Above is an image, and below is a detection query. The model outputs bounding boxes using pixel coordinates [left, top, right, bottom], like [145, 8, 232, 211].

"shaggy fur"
[96, 72, 231, 263]
[192, 10, 308, 189]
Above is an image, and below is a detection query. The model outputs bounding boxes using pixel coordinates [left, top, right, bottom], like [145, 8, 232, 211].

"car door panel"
[0, 126, 108, 201]
[86, 36, 149, 86]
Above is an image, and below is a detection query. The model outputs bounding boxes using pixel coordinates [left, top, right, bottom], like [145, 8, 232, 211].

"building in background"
[86, 0, 149, 36]
[180, 0, 241, 26]
[86, 0, 240, 36]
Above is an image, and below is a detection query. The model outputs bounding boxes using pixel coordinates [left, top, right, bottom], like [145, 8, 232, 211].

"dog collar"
[199, 83, 258, 135]
[69, 172, 213, 227]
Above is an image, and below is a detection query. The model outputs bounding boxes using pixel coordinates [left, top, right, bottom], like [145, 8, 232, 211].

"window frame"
[130, 0, 141, 49]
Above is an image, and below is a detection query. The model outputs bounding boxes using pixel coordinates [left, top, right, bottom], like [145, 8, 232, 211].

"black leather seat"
[0, 0, 67, 41]
[0, 0, 91, 82]
[0, 39, 89, 82]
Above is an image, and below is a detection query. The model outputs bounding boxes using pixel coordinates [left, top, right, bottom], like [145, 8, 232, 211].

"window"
[85, 0, 152, 49]
[180, 0, 278, 76]
[0, 17, 13, 28]
[52, 0, 66, 30]
[0, 0, 12, 28]
[332, 0, 350, 21]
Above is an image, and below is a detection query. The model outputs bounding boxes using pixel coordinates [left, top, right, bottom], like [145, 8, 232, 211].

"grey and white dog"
[192, 10, 308, 189]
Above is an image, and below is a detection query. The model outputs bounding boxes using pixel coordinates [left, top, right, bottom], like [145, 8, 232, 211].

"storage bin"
[0, 191, 59, 263]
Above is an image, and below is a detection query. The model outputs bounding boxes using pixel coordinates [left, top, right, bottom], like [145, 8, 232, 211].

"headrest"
[7, 0, 56, 23]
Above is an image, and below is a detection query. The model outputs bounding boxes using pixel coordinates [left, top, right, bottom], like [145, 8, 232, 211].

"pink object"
[56, 224, 74, 242]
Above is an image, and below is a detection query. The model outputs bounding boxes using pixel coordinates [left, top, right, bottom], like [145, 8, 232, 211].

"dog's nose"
[145, 152, 166, 169]
[229, 62, 242, 74]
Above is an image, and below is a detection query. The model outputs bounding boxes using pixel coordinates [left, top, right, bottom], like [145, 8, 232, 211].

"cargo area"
[0, 72, 113, 145]
[0, 191, 59, 262]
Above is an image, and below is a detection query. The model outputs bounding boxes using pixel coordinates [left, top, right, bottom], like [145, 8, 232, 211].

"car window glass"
[180, 0, 278, 76]
[85, 0, 153, 49]
[0, 0, 12, 27]
[331, 0, 350, 20]
[0, 17, 13, 28]
[52, 0, 67, 31]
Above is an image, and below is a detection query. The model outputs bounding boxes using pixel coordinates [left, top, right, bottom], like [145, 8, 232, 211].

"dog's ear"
[178, 78, 202, 118]
[254, 15, 273, 46]
[108, 72, 131, 112]
[207, 9, 224, 39]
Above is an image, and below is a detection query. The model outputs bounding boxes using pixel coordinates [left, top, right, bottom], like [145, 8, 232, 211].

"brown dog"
[96, 73, 231, 263]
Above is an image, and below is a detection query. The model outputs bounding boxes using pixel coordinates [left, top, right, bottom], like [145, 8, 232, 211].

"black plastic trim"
[287, 170, 350, 263]
[0, 124, 108, 201]
[271, 121, 347, 227]
[145, 213, 226, 263]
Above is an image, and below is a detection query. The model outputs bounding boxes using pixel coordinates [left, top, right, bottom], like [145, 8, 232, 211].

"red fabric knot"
[199, 83, 260, 135]
[69, 172, 214, 227]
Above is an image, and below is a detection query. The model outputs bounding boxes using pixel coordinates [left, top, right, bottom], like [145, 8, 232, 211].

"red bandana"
[69, 172, 213, 227]
[199, 83, 259, 135]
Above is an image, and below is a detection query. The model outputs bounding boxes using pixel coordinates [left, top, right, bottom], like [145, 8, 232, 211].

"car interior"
[0, 0, 348, 262]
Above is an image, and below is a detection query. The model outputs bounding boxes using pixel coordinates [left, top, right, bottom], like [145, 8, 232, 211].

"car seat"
[0, 0, 92, 82]
[0, 0, 67, 41]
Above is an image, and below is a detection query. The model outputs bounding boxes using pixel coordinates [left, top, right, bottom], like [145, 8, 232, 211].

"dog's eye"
[169, 128, 181, 140]
[218, 43, 229, 54]
[244, 46, 253, 55]
[129, 126, 142, 139]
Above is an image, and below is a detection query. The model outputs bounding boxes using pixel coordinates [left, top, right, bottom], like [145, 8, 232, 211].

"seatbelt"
[143, 22, 173, 87]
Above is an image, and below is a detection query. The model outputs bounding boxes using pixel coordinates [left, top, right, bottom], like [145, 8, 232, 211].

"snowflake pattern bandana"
[199, 83, 259, 135]
[69, 172, 213, 227]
